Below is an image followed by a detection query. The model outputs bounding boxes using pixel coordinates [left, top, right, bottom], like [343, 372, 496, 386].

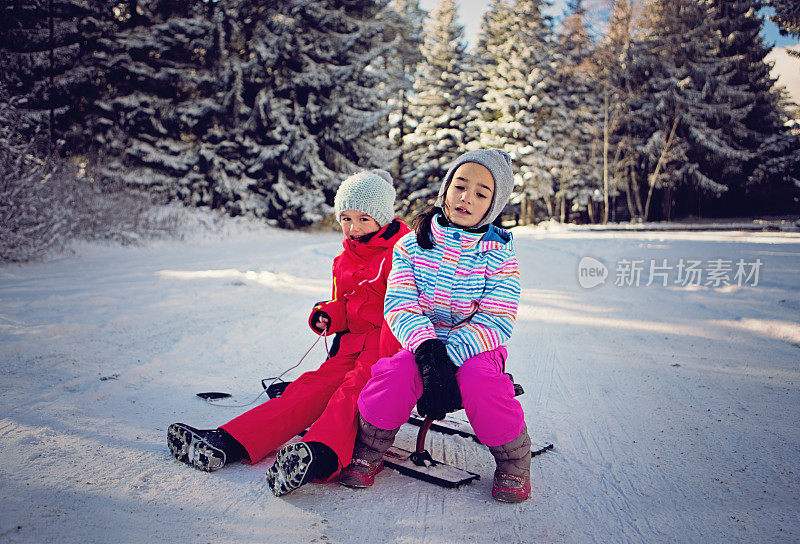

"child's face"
[339, 210, 381, 241]
[443, 162, 495, 228]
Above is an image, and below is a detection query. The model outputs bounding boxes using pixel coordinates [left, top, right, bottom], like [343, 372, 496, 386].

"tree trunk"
[644, 112, 680, 221]
[630, 166, 644, 218]
[544, 194, 554, 218]
[397, 88, 406, 179]
[602, 89, 610, 223]
[625, 174, 636, 220]
[662, 186, 673, 221]
[609, 139, 624, 222]
[611, 191, 617, 222]
[48, 0, 55, 149]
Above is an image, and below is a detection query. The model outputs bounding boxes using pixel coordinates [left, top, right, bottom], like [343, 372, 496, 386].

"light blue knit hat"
[434, 149, 515, 228]
[334, 169, 396, 227]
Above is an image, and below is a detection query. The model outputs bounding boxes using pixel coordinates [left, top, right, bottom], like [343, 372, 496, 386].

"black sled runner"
[264, 376, 553, 488]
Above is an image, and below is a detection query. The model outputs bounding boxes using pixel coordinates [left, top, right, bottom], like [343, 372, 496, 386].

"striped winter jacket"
[384, 214, 521, 366]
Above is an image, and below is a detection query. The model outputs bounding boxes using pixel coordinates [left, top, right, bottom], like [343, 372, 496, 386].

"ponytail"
[412, 206, 441, 250]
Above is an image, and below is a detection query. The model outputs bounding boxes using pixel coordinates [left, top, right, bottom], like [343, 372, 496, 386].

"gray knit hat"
[334, 169, 396, 227]
[434, 149, 515, 228]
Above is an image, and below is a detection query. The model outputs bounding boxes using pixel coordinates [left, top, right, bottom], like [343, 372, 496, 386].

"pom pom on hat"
[334, 169, 396, 227]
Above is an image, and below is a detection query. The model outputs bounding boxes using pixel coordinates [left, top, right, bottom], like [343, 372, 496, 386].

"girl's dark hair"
[412, 206, 441, 250]
[412, 206, 503, 249]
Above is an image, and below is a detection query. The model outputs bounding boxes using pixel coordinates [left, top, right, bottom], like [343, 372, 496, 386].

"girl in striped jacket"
[340, 149, 533, 503]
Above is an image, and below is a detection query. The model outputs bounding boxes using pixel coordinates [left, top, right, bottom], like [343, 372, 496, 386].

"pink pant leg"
[357, 349, 421, 430]
[457, 347, 525, 447]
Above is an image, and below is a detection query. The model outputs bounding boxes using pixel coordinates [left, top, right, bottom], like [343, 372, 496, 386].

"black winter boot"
[266, 441, 338, 497]
[167, 423, 248, 472]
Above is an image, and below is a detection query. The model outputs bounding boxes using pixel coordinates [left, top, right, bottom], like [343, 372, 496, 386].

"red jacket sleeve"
[309, 258, 348, 335]
[308, 298, 347, 335]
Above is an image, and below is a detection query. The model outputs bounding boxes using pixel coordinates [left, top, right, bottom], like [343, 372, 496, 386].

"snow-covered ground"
[1, 214, 799, 543]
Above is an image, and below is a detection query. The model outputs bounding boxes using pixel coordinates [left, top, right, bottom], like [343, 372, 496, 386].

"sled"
[387, 379, 551, 488]
[263, 376, 553, 488]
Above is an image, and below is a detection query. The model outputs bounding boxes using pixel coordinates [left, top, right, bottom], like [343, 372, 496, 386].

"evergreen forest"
[2, 0, 799, 230]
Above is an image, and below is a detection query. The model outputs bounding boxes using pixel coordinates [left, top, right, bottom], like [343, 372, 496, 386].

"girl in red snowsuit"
[167, 170, 409, 496]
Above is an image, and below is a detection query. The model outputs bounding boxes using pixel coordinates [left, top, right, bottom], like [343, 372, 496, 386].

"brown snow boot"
[488, 425, 532, 503]
[339, 415, 399, 488]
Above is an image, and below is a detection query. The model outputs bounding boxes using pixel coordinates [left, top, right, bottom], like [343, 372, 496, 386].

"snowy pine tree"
[0, 0, 107, 148]
[90, 1, 248, 211]
[470, 0, 512, 100]
[473, 0, 511, 55]
[382, 0, 426, 180]
[401, 0, 478, 211]
[86, 0, 397, 227]
[594, 0, 640, 221]
[3, 0, 399, 227]
[627, 0, 767, 220]
[552, 0, 603, 223]
[239, 0, 395, 227]
[473, 0, 559, 222]
[626, 0, 798, 219]
[471, 0, 514, 145]
[615, 1, 686, 221]
[702, 0, 798, 215]
[670, 0, 755, 211]
[763, 0, 800, 38]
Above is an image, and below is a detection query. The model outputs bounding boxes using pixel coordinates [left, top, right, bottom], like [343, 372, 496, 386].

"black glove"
[310, 310, 330, 333]
[414, 339, 462, 420]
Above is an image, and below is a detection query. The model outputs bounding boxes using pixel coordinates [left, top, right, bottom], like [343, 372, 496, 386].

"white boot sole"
[266, 443, 314, 496]
[167, 423, 227, 472]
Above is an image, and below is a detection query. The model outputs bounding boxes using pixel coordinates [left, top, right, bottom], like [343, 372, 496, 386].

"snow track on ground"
[1, 222, 798, 543]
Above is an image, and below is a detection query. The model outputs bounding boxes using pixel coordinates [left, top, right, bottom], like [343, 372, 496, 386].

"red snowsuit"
[221, 219, 410, 472]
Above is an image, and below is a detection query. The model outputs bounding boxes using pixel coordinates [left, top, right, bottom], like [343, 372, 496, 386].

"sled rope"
[200, 328, 330, 408]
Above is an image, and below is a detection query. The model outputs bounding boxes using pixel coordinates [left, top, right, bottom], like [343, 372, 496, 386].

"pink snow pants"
[356, 347, 525, 447]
